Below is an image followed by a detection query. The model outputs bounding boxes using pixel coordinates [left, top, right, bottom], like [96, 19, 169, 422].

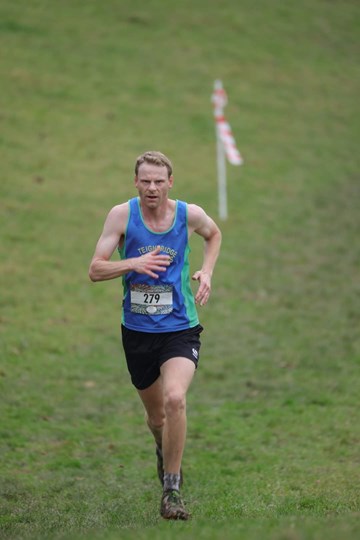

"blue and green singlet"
[118, 197, 199, 333]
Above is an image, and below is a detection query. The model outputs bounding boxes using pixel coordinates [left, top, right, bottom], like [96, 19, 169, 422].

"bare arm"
[188, 204, 222, 306]
[89, 203, 171, 282]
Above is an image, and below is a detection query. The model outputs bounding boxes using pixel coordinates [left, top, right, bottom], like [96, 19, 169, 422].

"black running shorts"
[121, 324, 203, 390]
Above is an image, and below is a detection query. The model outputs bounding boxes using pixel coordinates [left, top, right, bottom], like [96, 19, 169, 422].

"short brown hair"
[135, 151, 173, 178]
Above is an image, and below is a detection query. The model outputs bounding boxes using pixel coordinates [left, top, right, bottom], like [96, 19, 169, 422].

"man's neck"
[140, 198, 176, 232]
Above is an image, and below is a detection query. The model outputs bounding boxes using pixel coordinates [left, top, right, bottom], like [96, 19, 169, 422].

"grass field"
[1, 0, 359, 538]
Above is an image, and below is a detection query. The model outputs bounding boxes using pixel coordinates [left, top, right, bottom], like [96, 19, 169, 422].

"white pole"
[216, 125, 228, 221]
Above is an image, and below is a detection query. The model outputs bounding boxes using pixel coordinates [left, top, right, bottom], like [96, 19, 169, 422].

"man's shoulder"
[187, 203, 207, 222]
[106, 201, 130, 229]
[186, 203, 215, 235]
[109, 201, 130, 215]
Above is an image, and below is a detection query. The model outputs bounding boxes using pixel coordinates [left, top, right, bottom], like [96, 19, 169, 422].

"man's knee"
[146, 410, 165, 430]
[164, 389, 186, 416]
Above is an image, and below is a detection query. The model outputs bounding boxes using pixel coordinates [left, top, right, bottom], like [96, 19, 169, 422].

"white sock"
[163, 472, 181, 492]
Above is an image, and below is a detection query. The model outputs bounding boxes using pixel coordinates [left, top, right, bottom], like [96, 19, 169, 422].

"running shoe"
[160, 489, 189, 520]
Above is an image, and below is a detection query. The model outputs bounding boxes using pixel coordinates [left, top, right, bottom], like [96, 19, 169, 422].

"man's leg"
[137, 357, 195, 475]
[137, 377, 165, 450]
[137, 377, 166, 486]
[160, 357, 195, 476]
[159, 357, 195, 520]
[138, 357, 195, 519]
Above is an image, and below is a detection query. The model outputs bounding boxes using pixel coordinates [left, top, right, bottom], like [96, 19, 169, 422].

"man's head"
[134, 151, 174, 210]
[135, 151, 173, 179]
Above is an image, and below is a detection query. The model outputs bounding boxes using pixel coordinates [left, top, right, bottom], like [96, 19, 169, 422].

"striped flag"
[212, 80, 243, 220]
[212, 80, 243, 165]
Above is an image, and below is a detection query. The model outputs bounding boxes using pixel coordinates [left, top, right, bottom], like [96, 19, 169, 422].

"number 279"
[144, 293, 160, 304]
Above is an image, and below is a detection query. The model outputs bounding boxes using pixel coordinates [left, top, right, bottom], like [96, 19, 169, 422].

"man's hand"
[192, 270, 211, 306]
[132, 246, 171, 279]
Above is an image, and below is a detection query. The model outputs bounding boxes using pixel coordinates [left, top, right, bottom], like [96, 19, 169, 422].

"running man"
[89, 151, 221, 520]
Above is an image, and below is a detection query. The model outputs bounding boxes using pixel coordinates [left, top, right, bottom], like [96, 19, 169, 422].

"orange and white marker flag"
[212, 80, 243, 165]
[211, 80, 243, 220]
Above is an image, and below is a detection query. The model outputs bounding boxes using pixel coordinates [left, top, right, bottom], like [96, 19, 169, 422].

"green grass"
[1, 0, 359, 538]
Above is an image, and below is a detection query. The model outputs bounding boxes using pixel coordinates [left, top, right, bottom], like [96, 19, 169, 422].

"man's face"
[135, 163, 173, 209]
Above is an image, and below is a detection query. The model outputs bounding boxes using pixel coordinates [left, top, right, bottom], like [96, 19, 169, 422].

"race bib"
[130, 284, 173, 315]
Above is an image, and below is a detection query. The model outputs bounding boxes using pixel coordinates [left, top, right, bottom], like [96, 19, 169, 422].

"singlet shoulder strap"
[175, 200, 188, 226]
[128, 197, 142, 226]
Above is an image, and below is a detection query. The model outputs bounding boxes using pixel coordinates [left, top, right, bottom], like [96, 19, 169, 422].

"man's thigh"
[160, 357, 196, 395]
